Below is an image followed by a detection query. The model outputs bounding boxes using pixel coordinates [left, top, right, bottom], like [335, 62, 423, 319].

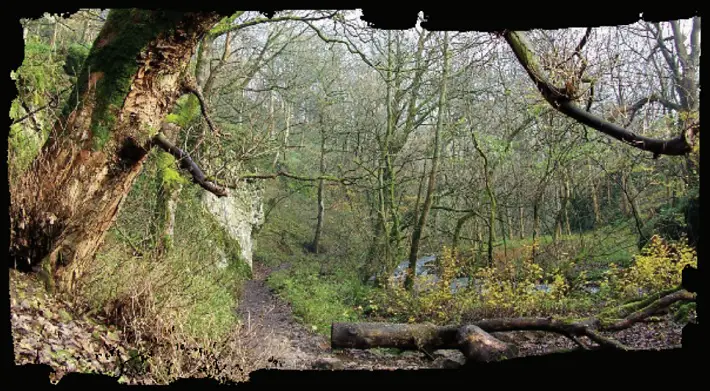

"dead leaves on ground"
[10, 270, 136, 384]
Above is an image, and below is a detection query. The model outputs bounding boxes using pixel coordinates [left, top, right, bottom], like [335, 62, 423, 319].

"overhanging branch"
[503, 30, 694, 157]
[151, 126, 228, 197]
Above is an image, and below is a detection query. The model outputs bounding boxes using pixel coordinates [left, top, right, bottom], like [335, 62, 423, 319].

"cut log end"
[456, 325, 519, 362]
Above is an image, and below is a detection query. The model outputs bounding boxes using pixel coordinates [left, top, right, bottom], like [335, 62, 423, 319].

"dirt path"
[236, 262, 461, 370]
[236, 262, 333, 370]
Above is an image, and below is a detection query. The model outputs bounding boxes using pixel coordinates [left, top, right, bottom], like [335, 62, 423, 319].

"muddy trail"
[236, 262, 461, 370]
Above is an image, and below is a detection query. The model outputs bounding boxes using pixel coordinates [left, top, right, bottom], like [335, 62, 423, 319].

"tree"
[404, 31, 449, 290]
[9, 10, 225, 293]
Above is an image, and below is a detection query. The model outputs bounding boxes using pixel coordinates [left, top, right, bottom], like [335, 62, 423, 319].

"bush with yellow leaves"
[602, 235, 696, 301]
[367, 247, 468, 324]
[469, 245, 570, 318]
[369, 245, 573, 324]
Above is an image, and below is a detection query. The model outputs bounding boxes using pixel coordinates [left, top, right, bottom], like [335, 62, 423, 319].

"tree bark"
[331, 322, 517, 362]
[9, 10, 222, 293]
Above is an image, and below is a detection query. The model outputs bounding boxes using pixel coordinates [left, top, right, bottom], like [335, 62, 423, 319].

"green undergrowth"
[256, 181, 372, 335]
[267, 261, 370, 335]
[9, 38, 69, 183]
[77, 149, 250, 343]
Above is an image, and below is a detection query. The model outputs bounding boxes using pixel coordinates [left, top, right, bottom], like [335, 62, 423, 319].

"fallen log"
[331, 322, 518, 362]
[332, 288, 695, 362]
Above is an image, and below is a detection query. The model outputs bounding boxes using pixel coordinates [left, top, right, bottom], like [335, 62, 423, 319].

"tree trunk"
[453, 211, 475, 251]
[519, 206, 525, 240]
[591, 179, 601, 227]
[532, 200, 540, 260]
[9, 10, 222, 293]
[506, 208, 513, 242]
[606, 177, 612, 206]
[405, 32, 448, 291]
[331, 322, 517, 362]
[195, 33, 214, 90]
[310, 131, 327, 254]
[155, 150, 184, 256]
[620, 174, 630, 216]
[50, 20, 58, 51]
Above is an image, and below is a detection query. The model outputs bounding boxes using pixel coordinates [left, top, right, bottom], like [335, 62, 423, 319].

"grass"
[77, 151, 250, 342]
[267, 262, 370, 335]
[254, 180, 373, 335]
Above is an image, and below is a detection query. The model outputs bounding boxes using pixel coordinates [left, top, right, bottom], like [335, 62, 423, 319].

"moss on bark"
[62, 10, 188, 150]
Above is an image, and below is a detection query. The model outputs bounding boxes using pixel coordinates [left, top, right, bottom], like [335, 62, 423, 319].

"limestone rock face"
[201, 181, 264, 269]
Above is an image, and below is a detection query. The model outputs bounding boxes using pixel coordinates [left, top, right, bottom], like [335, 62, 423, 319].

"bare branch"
[304, 21, 378, 69]
[624, 94, 683, 125]
[573, 27, 593, 56]
[209, 11, 339, 38]
[181, 77, 220, 135]
[503, 30, 694, 156]
[237, 170, 360, 185]
[151, 127, 228, 197]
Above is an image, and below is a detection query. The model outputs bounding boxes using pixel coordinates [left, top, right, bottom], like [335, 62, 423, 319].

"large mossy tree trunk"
[9, 10, 222, 293]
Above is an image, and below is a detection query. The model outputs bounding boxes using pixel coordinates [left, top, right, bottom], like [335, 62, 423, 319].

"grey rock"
[202, 181, 265, 270]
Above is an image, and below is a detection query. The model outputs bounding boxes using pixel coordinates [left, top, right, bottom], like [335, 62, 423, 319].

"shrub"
[599, 235, 697, 302]
[367, 246, 577, 324]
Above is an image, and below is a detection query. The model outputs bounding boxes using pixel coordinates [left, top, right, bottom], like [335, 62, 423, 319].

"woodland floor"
[236, 261, 687, 371]
[10, 265, 688, 383]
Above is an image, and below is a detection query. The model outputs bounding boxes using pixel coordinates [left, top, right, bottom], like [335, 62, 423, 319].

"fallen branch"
[331, 323, 517, 362]
[601, 289, 695, 331]
[151, 126, 228, 197]
[332, 288, 695, 361]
